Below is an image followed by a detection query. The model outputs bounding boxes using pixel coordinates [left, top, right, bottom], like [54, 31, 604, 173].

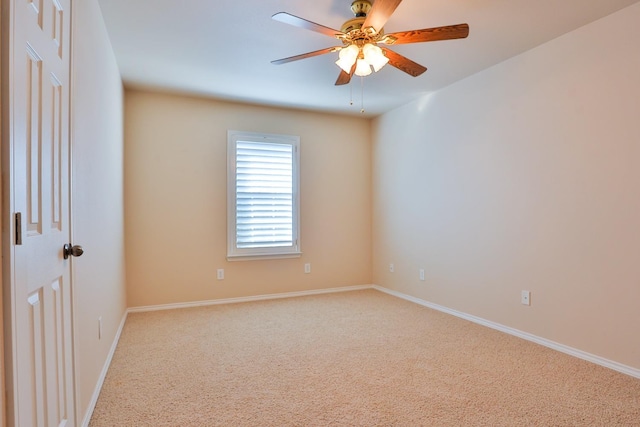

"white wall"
[125, 90, 372, 307]
[372, 3, 640, 370]
[72, 0, 127, 422]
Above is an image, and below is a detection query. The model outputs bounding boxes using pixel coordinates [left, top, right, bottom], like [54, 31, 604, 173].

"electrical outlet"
[419, 269, 425, 281]
[217, 269, 224, 280]
[521, 290, 531, 306]
[98, 316, 102, 340]
[304, 263, 311, 274]
[389, 263, 394, 273]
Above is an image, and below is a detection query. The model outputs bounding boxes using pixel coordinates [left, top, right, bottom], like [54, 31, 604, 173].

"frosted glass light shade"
[335, 44, 359, 73]
[354, 58, 372, 76]
[362, 43, 389, 72]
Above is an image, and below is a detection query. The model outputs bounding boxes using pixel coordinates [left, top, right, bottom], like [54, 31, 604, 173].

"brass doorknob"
[63, 244, 84, 260]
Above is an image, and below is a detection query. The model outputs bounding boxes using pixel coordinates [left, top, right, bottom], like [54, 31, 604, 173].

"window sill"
[226, 252, 302, 262]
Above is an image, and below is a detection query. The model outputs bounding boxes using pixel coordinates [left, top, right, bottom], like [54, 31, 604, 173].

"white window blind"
[236, 141, 293, 248]
[227, 131, 300, 259]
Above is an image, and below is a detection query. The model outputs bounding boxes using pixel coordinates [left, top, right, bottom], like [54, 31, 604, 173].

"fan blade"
[363, 0, 403, 32]
[335, 62, 357, 86]
[272, 12, 343, 38]
[381, 48, 427, 77]
[335, 70, 352, 86]
[272, 47, 341, 65]
[384, 24, 469, 45]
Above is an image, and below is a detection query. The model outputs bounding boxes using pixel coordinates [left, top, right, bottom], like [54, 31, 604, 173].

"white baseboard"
[80, 310, 129, 427]
[128, 285, 374, 313]
[373, 285, 640, 380]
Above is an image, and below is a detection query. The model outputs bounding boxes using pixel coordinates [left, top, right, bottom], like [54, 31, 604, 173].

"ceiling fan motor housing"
[351, 0, 372, 17]
[341, 17, 367, 34]
[341, 0, 384, 43]
[343, 0, 373, 33]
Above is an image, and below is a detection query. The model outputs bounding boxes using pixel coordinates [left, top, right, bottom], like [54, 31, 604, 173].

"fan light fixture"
[335, 43, 389, 77]
[272, 0, 470, 86]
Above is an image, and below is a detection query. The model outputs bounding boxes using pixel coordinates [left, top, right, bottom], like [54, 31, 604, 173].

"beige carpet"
[89, 289, 640, 426]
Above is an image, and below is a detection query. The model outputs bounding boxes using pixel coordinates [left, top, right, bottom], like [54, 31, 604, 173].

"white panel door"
[7, 0, 76, 426]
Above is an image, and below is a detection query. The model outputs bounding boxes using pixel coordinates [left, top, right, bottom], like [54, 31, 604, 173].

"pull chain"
[360, 76, 365, 114]
[346, 76, 365, 113]
[350, 80, 353, 106]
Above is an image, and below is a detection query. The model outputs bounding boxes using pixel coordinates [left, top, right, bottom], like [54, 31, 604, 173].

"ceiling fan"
[271, 0, 470, 86]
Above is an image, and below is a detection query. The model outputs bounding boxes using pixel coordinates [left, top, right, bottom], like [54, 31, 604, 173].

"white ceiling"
[97, 0, 639, 117]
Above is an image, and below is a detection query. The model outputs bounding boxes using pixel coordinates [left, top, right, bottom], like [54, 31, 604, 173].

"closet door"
[6, 0, 76, 425]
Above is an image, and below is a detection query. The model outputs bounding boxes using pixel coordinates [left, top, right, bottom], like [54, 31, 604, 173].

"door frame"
[1, 0, 14, 424]
[0, 0, 6, 424]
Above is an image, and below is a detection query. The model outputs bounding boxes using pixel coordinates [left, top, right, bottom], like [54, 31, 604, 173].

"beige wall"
[372, 4, 640, 369]
[72, 0, 127, 422]
[125, 90, 372, 307]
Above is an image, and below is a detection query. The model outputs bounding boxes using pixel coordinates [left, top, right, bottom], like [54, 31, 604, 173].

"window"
[227, 131, 300, 260]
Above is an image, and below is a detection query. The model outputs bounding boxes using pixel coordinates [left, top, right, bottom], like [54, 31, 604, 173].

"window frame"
[226, 130, 301, 261]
